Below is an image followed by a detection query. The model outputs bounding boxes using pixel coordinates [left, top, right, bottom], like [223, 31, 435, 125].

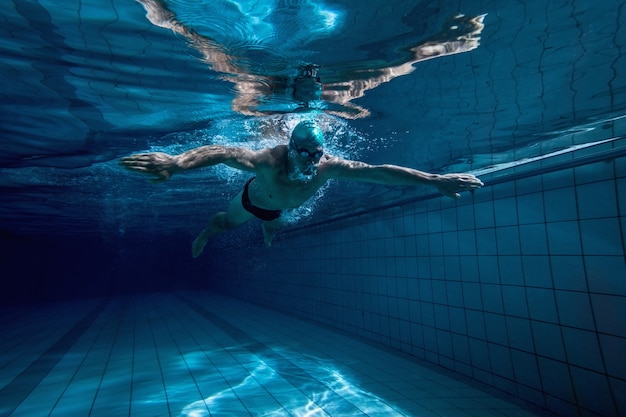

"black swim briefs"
[242, 177, 282, 221]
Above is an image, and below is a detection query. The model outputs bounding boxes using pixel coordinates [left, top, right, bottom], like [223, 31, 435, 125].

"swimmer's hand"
[119, 152, 179, 183]
[434, 173, 484, 198]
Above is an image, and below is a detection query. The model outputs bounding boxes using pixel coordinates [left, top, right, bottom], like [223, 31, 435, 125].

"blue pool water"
[1, 0, 625, 416]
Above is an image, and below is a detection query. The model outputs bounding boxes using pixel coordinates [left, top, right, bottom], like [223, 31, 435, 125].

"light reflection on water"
[137, 0, 485, 120]
[179, 348, 406, 416]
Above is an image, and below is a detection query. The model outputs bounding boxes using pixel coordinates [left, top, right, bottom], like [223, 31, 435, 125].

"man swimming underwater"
[120, 121, 484, 257]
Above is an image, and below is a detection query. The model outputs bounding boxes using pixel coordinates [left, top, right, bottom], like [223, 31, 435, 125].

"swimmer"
[119, 121, 484, 257]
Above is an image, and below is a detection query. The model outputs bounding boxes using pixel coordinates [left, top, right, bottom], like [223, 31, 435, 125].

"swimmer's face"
[288, 142, 322, 181]
[288, 122, 324, 181]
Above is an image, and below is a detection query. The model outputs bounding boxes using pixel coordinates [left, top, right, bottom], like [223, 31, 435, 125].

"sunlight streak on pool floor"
[0, 293, 549, 416]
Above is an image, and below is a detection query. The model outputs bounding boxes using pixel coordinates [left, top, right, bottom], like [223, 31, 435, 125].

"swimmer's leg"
[192, 190, 254, 258]
[192, 212, 228, 258]
[409, 14, 486, 61]
[261, 217, 284, 247]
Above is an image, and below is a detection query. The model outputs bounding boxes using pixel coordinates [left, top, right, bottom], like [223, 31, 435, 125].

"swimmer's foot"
[192, 228, 211, 258]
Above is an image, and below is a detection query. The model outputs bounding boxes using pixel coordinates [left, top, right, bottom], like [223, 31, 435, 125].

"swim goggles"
[290, 142, 323, 160]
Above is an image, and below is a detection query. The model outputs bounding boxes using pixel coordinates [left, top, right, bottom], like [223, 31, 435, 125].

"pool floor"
[0, 292, 551, 416]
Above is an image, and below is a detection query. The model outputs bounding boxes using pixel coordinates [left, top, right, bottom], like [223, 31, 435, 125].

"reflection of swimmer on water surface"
[137, 0, 486, 118]
[120, 121, 484, 255]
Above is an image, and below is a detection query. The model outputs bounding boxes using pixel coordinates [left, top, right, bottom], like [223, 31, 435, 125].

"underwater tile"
[516, 192, 545, 225]
[576, 180, 618, 219]
[590, 294, 626, 337]
[562, 327, 604, 373]
[579, 218, 623, 256]
[544, 186, 577, 222]
[569, 366, 616, 417]
[505, 316, 534, 353]
[550, 256, 587, 291]
[585, 255, 626, 296]
[575, 160, 616, 184]
[555, 290, 596, 331]
[546, 221, 582, 255]
[518, 224, 548, 255]
[526, 288, 559, 323]
[536, 357, 575, 404]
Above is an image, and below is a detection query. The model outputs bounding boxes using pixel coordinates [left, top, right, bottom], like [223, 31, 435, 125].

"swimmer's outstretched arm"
[119, 145, 262, 182]
[324, 157, 483, 198]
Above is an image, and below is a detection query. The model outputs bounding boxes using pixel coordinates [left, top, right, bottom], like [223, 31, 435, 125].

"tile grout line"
[0, 299, 109, 417]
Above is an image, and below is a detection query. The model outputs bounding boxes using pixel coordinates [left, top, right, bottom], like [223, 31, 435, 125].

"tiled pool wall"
[210, 132, 626, 417]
